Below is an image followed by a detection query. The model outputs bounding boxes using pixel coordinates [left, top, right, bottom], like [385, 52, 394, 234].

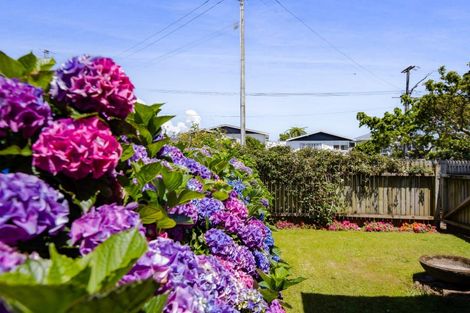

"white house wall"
[286, 140, 351, 150]
[225, 133, 268, 144]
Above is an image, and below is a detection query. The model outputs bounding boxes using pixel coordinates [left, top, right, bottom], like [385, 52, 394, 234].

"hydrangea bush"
[0, 51, 301, 313]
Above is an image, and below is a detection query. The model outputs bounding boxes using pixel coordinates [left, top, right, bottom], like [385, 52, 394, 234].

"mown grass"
[274, 230, 470, 313]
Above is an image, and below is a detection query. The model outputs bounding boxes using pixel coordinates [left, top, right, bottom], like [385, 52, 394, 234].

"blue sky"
[1, 0, 469, 140]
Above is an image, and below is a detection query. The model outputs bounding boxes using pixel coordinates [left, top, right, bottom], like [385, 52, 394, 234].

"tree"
[279, 127, 307, 141]
[356, 63, 470, 159]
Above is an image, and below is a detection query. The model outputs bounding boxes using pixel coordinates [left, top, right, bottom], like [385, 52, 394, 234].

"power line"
[120, 0, 211, 56]
[125, 0, 226, 57]
[149, 23, 237, 64]
[271, 0, 400, 89]
[146, 88, 403, 97]
[208, 105, 396, 118]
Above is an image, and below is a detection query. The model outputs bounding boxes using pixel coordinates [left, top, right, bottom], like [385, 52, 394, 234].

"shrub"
[0, 51, 299, 313]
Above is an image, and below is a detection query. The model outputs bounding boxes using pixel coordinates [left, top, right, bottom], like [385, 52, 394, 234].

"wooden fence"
[267, 160, 470, 231]
[440, 161, 470, 232]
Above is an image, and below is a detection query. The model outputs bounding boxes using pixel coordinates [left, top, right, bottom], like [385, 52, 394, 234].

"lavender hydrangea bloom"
[50, 55, 136, 119]
[186, 178, 203, 192]
[129, 144, 157, 164]
[0, 77, 51, 138]
[238, 289, 268, 313]
[193, 198, 224, 220]
[260, 198, 269, 208]
[253, 250, 270, 273]
[267, 300, 286, 313]
[229, 158, 253, 175]
[0, 242, 26, 273]
[70, 202, 142, 254]
[196, 255, 240, 306]
[158, 145, 214, 179]
[205, 229, 256, 275]
[0, 173, 69, 245]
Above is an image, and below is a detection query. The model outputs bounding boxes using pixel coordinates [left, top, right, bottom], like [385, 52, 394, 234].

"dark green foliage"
[357, 62, 470, 159]
[0, 230, 158, 313]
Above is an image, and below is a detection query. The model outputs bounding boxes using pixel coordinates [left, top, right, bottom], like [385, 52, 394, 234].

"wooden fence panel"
[266, 160, 470, 228]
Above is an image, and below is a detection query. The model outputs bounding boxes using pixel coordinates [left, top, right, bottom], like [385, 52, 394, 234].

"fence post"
[433, 160, 441, 225]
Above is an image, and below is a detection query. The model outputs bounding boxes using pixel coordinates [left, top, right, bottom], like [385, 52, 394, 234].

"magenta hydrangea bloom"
[0, 76, 51, 138]
[224, 192, 249, 220]
[32, 117, 122, 179]
[0, 242, 26, 273]
[50, 55, 136, 119]
[70, 202, 142, 254]
[0, 173, 69, 245]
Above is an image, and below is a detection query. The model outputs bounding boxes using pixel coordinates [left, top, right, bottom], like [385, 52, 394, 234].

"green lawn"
[274, 230, 470, 313]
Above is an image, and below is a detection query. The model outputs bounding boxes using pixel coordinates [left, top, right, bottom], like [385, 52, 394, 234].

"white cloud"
[163, 109, 201, 137]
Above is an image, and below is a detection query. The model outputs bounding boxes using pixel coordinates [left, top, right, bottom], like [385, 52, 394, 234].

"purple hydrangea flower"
[186, 178, 203, 192]
[204, 229, 256, 275]
[129, 144, 157, 164]
[267, 300, 286, 313]
[261, 198, 269, 208]
[70, 202, 142, 254]
[50, 55, 136, 119]
[253, 250, 270, 273]
[193, 198, 224, 220]
[0, 173, 69, 245]
[229, 158, 253, 175]
[168, 202, 198, 225]
[210, 211, 244, 234]
[238, 219, 267, 250]
[123, 238, 226, 313]
[158, 145, 214, 179]
[0, 77, 51, 137]
[0, 242, 26, 273]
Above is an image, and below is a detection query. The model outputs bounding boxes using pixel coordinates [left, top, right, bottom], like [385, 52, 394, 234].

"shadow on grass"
[301, 293, 470, 313]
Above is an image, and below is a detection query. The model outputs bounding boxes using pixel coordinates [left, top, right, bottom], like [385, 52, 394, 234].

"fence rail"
[266, 160, 470, 232]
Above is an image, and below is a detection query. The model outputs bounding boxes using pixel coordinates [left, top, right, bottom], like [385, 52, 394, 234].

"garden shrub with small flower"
[0, 51, 302, 313]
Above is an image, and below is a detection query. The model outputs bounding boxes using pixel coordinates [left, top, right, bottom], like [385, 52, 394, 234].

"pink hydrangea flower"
[32, 117, 122, 179]
[50, 55, 136, 119]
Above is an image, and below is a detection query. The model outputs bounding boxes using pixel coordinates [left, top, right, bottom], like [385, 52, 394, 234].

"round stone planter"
[419, 255, 470, 287]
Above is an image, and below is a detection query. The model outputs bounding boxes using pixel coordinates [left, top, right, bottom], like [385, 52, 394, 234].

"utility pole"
[239, 0, 246, 145]
[401, 65, 416, 157]
[401, 65, 416, 111]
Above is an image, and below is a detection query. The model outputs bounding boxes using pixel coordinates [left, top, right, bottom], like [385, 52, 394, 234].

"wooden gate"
[440, 161, 470, 232]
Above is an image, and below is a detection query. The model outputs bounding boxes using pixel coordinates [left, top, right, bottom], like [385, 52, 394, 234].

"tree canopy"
[356, 63, 470, 160]
[279, 127, 307, 141]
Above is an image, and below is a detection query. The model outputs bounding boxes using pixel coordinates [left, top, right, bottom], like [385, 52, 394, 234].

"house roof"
[286, 130, 353, 142]
[355, 133, 372, 141]
[208, 124, 269, 137]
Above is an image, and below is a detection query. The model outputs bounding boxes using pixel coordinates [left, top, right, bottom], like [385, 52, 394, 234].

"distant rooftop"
[207, 124, 269, 136]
